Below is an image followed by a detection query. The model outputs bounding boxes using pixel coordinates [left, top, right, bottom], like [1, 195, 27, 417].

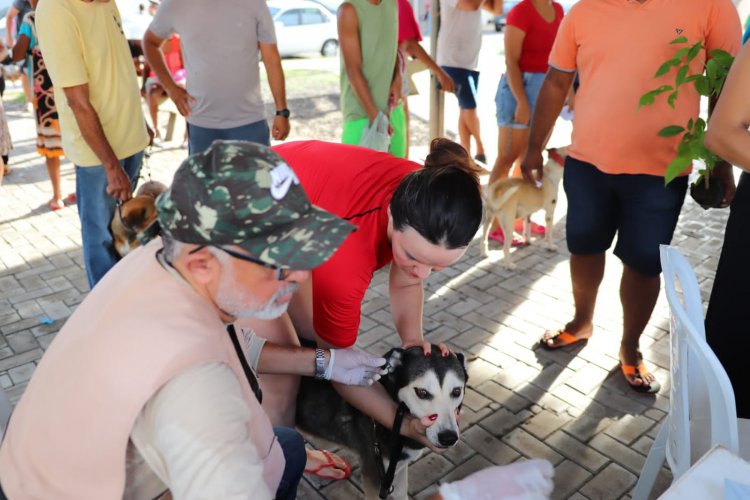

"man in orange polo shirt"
[521, 0, 741, 393]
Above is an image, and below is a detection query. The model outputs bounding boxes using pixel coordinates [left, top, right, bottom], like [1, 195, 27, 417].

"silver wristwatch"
[314, 348, 327, 379]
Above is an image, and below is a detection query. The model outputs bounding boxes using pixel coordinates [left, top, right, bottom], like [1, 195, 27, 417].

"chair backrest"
[659, 245, 740, 479]
[0, 385, 11, 441]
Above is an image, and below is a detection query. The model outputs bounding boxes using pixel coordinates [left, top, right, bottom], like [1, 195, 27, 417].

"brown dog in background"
[480, 148, 566, 269]
[111, 180, 167, 257]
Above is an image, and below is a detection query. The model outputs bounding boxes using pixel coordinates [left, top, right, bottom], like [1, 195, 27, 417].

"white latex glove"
[325, 348, 388, 386]
[438, 460, 554, 500]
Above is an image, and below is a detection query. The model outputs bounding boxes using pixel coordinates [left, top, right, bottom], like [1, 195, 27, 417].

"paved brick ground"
[0, 68, 732, 499]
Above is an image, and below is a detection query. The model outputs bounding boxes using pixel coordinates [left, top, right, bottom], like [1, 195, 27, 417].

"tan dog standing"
[481, 148, 566, 269]
[111, 180, 167, 257]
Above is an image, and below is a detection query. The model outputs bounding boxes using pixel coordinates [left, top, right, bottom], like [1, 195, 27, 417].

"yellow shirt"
[35, 0, 148, 167]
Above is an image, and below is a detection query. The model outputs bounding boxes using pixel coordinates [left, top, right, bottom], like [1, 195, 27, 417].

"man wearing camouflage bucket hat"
[0, 141, 388, 500]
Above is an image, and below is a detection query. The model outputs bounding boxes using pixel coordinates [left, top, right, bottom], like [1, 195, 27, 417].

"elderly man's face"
[211, 247, 308, 321]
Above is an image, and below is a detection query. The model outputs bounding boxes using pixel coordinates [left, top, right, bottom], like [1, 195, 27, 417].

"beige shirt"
[125, 363, 274, 500]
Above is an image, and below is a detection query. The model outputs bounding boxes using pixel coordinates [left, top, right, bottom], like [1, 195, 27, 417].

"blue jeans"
[75, 152, 143, 288]
[187, 119, 270, 154]
[273, 427, 305, 500]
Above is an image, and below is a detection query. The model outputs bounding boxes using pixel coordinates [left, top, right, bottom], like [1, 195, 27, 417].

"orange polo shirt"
[549, 0, 741, 176]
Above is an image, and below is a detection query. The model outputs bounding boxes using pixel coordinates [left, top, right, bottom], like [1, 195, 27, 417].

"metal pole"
[428, 0, 444, 139]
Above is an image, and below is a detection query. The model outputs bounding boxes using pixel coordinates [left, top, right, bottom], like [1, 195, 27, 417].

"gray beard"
[215, 276, 298, 320]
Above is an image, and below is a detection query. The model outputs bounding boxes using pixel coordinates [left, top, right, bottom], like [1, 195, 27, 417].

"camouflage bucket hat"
[145, 140, 356, 270]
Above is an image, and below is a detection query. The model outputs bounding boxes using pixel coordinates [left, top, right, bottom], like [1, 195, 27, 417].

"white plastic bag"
[358, 112, 390, 153]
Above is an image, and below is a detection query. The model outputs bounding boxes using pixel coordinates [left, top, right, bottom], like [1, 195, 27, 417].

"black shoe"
[474, 154, 487, 164]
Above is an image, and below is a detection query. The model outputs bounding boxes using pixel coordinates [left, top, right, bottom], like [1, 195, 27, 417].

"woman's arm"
[504, 25, 530, 125]
[705, 42, 750, 172]
[388, 262, 425, 348]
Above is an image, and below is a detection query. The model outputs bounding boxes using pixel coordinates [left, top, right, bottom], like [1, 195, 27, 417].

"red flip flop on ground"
[488, 227, 526, 247]
[620, 363, 661, 394]
[539, 329, 589, 350]
[515, 219, 546, 235]
[304, 449, 351, 481]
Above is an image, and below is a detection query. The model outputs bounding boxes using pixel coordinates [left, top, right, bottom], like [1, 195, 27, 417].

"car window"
[269, 6, 280, 16]
[279, 9, 301, 26]
[300, 7, 326, 25]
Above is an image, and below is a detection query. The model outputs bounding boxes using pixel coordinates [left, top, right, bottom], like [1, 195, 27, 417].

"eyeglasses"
[189, 245, 293, 281]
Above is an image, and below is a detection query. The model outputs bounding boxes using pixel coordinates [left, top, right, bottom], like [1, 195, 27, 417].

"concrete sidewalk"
[0, 65, 732, 499]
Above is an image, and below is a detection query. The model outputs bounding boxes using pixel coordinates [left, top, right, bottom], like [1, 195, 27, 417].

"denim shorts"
[563, 156, 688, 276]
[495, 72, 545, 128]
[187, 119, 270, 155]
[441, 66, 480, 109]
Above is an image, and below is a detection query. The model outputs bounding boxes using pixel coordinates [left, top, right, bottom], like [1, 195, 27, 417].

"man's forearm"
[347, 66, 379, 121]
[528, 72, 571, 152]
[262, 49, 287, 111]
[143, 36, 176, 94]
[256, 342, 328, 376]
[68, 100, 120, 168]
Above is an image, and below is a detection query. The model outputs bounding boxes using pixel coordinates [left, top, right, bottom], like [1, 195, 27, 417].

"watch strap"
[314, 348, 326, 379]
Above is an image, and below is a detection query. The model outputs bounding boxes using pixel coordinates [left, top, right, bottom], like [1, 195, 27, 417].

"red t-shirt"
[272, 141, 420, 348]
[398, 0, 422, 44]
[506, 0, 563, 73]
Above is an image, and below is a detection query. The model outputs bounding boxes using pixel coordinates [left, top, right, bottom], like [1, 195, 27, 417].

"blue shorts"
[441, 66, 479, 109]
[187, 119, 270, 155]
[564, 156, 688, 276]
[495, 72, 545, 128]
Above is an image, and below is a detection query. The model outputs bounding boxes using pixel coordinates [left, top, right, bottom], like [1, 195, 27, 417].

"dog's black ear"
[456, 352, 469, 382]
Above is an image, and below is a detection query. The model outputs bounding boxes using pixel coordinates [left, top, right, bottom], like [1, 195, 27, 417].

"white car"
[268, 0, 339, 57]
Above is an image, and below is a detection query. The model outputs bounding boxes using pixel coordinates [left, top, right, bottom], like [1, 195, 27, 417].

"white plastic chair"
[633, 245, 750, 500]
[0, 385, 11, 440]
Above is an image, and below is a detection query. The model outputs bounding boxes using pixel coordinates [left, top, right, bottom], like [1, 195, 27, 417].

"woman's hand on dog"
[403, 340, 450, 357]
[401, 414, 448, 454]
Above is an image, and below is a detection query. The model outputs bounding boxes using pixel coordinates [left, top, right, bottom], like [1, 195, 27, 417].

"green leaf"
[670, 36, 688, 44]
[655, 59, 681, 77]
[639, 93, 655, 108]
[706, 59, 719, 82]
[665, 156, 692, 185]
[709, 49, 734, 67]
[658, 125, 685, 137]
[675, 47, 690, 61]
[695, 118, 706, 134]
[687, 41, 703, 62]
[675, 65, 689, 87]
[694, 76, 710, 96]
[667, 90, 679, 108]
[687, 118, 694, 130]
[684, 74, 702, 83]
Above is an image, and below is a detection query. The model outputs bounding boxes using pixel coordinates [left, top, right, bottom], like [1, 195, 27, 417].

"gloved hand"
[438, 460, 554, 500]
[324, 348, 388, 386]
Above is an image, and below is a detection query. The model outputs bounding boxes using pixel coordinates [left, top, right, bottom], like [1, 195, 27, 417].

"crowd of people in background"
[0, 0, 747, 497]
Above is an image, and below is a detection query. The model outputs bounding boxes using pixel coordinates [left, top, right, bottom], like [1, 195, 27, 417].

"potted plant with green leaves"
[639, 36, 734, 209]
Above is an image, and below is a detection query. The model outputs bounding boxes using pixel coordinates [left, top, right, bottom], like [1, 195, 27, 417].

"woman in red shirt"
[488, 0, 564, 243]
[241, 138, 483, 476]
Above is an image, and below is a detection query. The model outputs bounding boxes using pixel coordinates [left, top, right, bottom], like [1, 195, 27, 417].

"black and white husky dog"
[296, 345, 468, 499]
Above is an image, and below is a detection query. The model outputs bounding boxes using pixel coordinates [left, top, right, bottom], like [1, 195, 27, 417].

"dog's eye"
[414, 388, 432, 400]
[451, 387, 462, 398]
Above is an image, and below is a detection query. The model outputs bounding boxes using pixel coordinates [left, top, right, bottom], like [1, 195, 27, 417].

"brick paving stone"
[407, 453, 456, 495]
[439, 454, 493, 484]
[546, 430, 609, 473]
[552, 460, 594, 500]
[462, 425, 520, 465]
[6, 330, 39, 353]
[522, 409, 571, 439]
[580, 462, 636, 500]
[501, 427, 565, 464]
[441, 439, 476, 465]
[479, 407, 534, 436]
[589, 434, 646, 475]
[8, 361, 36, 385]
[565, 362, 612, 396]
[604, 415, 659, 446]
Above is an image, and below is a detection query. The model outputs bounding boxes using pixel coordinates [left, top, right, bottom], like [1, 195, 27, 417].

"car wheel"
[321, 39, 338, 57]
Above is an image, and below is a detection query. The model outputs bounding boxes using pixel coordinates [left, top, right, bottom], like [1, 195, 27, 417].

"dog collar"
[548, 149, 566, 167]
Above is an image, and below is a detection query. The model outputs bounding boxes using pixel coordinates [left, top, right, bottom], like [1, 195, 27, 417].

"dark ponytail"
[390, 138, 483, 249]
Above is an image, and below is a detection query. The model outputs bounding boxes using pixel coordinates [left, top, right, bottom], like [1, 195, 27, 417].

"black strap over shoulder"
[227, 324, 263, 404]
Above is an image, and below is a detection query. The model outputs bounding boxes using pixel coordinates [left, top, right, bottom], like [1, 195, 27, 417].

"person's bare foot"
[619, 345, 658, 389]
[540, 321, 593, 349]
[47, 198, 64, 211]
[304, 448, 350, 480]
